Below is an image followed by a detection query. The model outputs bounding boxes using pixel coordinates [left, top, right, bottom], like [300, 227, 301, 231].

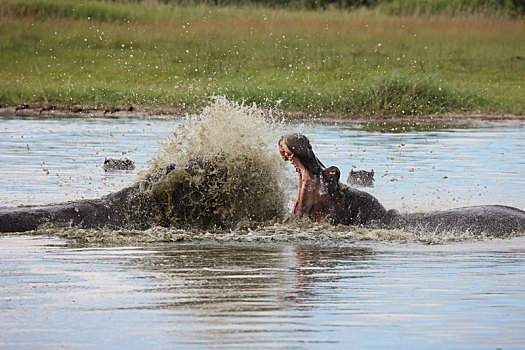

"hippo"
[103, 157, 135, 171]
[0, 183, 157, 233]
[347, 169, 375, 187]
[0, 162, 206, 233]
[279, 133, 525, 236]
[0, 154, 283, 233]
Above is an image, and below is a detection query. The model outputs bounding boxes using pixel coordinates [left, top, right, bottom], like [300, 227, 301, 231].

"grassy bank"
[1, 0, 524, 116]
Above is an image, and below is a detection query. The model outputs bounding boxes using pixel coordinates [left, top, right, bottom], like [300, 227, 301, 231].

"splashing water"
[137, 97, 290, 229]
[8, 99, 523, 243]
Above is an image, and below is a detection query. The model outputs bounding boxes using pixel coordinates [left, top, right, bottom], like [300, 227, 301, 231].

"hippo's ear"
[371, 169, 374, 175]
[322, 166, 340, 182]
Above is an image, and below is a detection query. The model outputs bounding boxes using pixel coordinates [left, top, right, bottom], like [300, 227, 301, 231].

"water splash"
[28, 220, 489, 245]
[137, 97, 291, 229]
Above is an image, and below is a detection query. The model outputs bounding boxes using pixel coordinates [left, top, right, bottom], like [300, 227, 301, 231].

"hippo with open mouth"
[279, 133, 525, 236]
[279, 133, 394, 226]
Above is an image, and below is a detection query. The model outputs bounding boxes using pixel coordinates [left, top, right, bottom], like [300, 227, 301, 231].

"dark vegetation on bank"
[1, 0, 524, 117]
[3, 0, 524, 18]
[68, 0, 525, 16]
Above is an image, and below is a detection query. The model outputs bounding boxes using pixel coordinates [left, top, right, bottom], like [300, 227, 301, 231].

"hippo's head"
[279, 133, 346, 223]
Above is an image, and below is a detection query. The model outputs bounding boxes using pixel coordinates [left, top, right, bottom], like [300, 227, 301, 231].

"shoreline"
[2, 105, 525, 124]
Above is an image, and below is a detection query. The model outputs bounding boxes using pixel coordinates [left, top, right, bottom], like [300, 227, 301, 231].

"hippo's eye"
[279, 148, 294, 161]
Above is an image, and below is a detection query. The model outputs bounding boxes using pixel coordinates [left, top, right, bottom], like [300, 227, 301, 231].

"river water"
[1, 113, 525, 348]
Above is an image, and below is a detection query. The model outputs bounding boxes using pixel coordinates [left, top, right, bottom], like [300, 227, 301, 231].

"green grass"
[1, 0, 524, 116]
[379, 0, 524, 18]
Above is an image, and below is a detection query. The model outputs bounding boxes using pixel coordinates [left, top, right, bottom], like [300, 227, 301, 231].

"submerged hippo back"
[391, 205, 525, 237]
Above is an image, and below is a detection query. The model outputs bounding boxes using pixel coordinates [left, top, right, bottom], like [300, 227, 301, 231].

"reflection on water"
[2, 235, 525, 348]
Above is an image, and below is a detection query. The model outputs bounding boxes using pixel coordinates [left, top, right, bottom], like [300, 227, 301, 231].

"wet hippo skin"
[0, 184, 157, 233]
[279, 133, 525, 236]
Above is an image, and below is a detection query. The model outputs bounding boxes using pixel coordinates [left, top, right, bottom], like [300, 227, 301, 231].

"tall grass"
[1, 0, 524, 115]
[379, 0, 524, 18]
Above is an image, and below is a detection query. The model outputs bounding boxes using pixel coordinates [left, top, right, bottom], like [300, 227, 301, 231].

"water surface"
[1, 114, 525, 348]
[1, 235, 525, 349]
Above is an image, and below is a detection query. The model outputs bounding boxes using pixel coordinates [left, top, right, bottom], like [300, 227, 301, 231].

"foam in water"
[138, 97, 291, 229]
[31, 220, 488, 245]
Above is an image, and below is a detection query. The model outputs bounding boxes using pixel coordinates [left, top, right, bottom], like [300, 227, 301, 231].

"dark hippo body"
[0, 155, 282, 233]
[389, 205, 525, 236]
[279, 133, 525, 237]
[305, 166, 390, 226]
[103, 157, 135, 171]
[0, 184, 157, 233]
[0, 161, 204, 233]
[347, 169, 375, 187]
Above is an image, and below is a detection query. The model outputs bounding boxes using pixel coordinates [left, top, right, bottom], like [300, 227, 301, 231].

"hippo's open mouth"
[279, 139, 303, 215]
[278, 133, 390, 226]
[279, 134, 326, 218]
